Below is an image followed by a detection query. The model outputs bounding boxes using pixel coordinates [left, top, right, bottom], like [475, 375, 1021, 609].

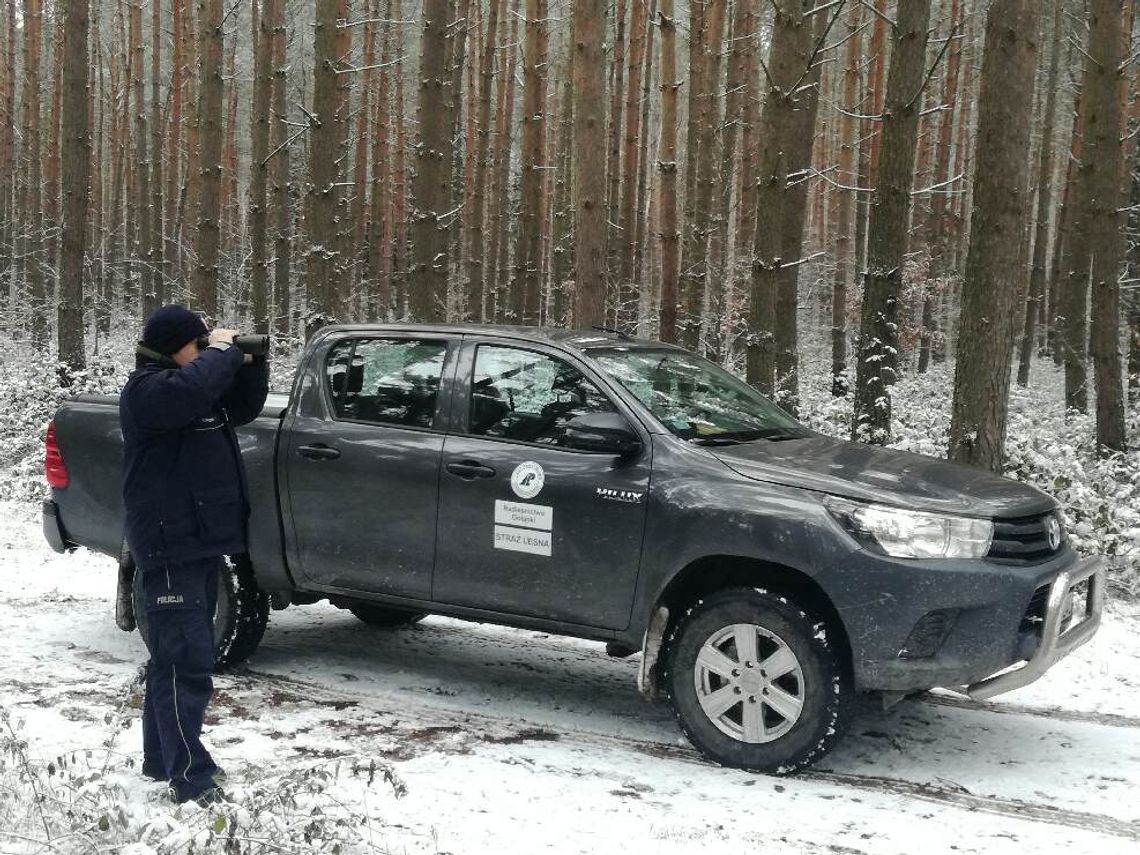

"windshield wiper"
[755, 428, 810, 441]
[689, 436, 749, 446]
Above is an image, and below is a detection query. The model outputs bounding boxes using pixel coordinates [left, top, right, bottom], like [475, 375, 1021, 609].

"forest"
[1, 0, 1139, 476]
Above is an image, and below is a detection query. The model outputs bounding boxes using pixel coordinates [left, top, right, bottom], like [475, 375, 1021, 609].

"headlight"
[825, 497, 993, 559]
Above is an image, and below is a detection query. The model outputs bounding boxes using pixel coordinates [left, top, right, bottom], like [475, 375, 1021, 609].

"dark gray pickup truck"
[43, 324, 1105, 772]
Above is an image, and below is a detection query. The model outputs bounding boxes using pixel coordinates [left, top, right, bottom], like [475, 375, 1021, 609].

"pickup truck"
[42, 323, 1106, 773]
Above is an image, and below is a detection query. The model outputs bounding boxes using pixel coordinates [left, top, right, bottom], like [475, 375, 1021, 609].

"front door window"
[470, 345, 616, 444]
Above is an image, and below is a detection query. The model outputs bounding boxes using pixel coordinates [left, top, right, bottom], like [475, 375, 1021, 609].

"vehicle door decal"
[510, 461, 545, 499]
[493, 498, 553, 557]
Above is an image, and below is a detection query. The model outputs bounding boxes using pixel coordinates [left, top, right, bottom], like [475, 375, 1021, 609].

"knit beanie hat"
[141, 305, 208, 356]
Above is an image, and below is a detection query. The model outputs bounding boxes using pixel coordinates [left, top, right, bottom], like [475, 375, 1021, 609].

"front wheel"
[132, 555, 270, 671]
[663, 588, 852, 774]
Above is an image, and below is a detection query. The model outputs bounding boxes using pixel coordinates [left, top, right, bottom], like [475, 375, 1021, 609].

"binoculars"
[195, 333, 270, 356]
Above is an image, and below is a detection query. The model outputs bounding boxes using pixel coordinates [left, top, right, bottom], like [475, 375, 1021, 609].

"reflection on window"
[470, 346, 616, 445]
[326, 339, 447, 428]
[590, 347, 808, 442]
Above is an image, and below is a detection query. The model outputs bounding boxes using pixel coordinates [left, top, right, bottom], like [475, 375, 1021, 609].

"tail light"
[45, 421, 70, 488]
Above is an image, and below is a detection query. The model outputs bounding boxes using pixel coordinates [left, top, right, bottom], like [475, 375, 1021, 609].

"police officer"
[120, 305, 269, 805]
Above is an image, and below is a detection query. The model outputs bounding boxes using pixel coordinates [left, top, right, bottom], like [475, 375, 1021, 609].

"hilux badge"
[511, 461, 545, 499]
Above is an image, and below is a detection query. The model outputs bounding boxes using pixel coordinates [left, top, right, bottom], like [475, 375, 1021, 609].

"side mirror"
[564, 412, 643, 457]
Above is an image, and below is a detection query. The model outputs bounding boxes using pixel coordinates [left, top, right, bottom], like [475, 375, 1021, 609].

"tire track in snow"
[915, 691, 1140, 730]
[233, 668, 1140, 844]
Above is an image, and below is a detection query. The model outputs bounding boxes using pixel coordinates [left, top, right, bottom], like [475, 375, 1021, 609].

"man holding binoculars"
[120, 304, 269, 806]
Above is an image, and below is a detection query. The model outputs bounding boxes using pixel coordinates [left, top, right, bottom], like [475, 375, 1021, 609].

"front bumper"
[965, 555, 1105, 700]
[42, 499, 76, 553]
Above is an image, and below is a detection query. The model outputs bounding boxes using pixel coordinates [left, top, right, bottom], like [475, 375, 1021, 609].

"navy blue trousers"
[140, 557, 222, 801]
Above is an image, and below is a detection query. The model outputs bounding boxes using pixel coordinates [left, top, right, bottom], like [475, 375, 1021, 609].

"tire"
[663, 587, 852, 774]
[132, 555, 270, 671]
[348, 603, 427, 628]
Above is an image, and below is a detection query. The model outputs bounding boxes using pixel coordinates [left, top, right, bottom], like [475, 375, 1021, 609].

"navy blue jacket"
[120, 345, 270, 568]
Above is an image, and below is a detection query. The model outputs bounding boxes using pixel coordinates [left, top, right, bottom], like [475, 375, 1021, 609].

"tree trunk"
[367, 0, 395, 321]
[851, 0, 932, 444]
[22, 0, 45, 346]
[657, 0, 680, 342]
[515, 0, 548, 323]
[129, 0, 151, 315]
[773, 8, 829, 414]
[551, 70, 576, 325]
[264, 0, 290, 338]
[466, 0, 505, 321]
[745, 0, 814, 395]
[148, 0, 164, 312]
[166, 0, 185, 298]
[0, 0, 14, 332]
[680, 0, 726, 351]
[855, 0, 888, 281]
[947, 0, 1040, 472]
[1082, 0, 1127, 452]
[45, 17, 62, 317]
[617, 0, 652, 328]
[353, 8, 378, 310]
[192, 0, 223, 318]
[831, 1, 862, 396]
[1016, 0, 1062, 388]
[304, 0, 351, 331]
[572, 0, 608, 327]
[57, 0, 90, 376]
[409, 0, 455, 321]
[249, 0, 273, 332]
[918, 0, 963, 374]
[607, 0, 628, 285]
[631, 0, 659, 299]
[487, 0, 520, 322]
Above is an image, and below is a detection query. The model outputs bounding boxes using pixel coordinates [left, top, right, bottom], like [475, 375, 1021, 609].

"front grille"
[1018, 583, 1050, 634]
[988, 512, 1062, 564]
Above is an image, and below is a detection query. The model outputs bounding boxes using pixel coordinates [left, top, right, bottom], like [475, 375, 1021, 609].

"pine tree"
[657, 0, 680, 342]
[947, 0, 1040, 472]
[193, 0, 224, 318]
[409, 0, 456, 322]
[1016, 0, 1062, 387]
[572, 0, 608, 326]
[851, 0, 933, 444]
[305, 0, 352, 331]
[57, 0, 91, 376]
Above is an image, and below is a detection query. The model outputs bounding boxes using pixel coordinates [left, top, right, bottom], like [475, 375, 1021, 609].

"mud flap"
[637, 606, 670, 699]
[116, 546, 137, 632]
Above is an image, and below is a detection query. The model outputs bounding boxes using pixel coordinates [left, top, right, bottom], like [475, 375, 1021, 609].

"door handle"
[297, 443, 341, 461]
[446, 460, 496, 480]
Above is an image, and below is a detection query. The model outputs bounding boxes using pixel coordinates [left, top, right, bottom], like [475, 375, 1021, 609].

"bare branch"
[857, 0, 896, 31]
[906, 19, 960, 109]
[912, 172, 966, 196]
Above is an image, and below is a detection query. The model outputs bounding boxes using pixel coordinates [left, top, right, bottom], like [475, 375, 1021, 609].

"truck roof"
[317, 323, 686, 354]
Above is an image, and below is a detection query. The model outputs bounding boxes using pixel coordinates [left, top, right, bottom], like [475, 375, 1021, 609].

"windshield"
[589, 347, 809, 443]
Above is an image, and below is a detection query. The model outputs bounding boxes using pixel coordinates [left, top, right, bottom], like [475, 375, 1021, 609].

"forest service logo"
[511, 461, 545, 499]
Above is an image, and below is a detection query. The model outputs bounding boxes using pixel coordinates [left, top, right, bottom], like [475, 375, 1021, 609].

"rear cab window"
[325, 338, 449, 429]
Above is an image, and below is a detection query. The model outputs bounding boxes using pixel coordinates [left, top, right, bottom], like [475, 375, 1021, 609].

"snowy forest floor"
[1, 341, 1140, 853]
[1, 500, 1139, 854]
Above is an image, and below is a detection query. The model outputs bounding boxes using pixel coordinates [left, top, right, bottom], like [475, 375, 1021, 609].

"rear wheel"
[132, 555, 270, 671]
[663, 587, 852, 773]
[348, 603, 427, 628]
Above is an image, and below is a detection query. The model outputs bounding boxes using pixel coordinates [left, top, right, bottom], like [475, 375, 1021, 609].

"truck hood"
[712, 433, 1055, 518]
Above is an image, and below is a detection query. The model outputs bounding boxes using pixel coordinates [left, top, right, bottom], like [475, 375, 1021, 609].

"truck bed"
[49, 391, 293, 590]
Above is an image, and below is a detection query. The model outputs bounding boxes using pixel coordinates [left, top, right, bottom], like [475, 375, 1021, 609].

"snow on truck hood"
[711, 432, 1057, 519]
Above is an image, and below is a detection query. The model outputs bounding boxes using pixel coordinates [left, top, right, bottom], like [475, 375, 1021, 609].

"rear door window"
[325, 338, 449, 428]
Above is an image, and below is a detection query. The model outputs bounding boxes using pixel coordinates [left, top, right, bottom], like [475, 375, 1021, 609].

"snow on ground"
[2, 500, 1139, 854]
